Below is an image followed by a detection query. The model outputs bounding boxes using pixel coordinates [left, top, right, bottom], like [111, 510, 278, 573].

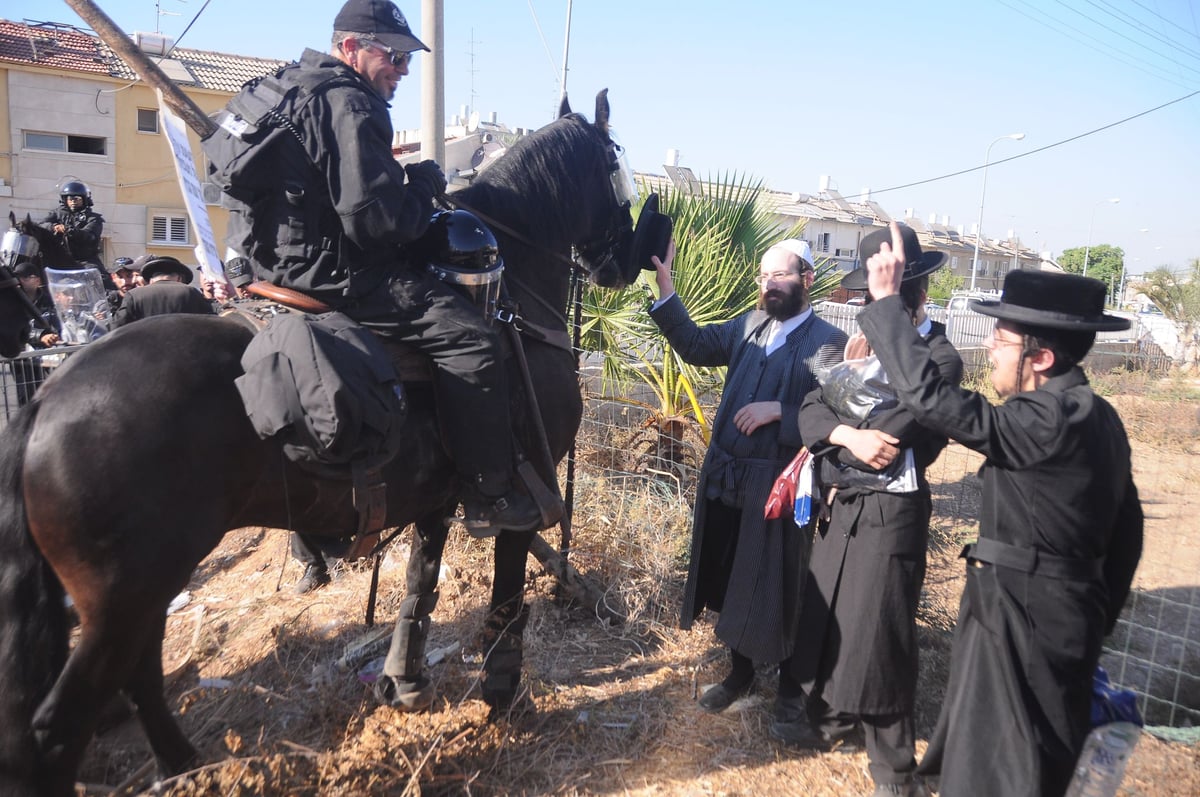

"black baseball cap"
[334, 0, 429, 52]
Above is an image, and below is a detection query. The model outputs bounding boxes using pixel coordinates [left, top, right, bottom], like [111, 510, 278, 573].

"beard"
[758, 285, 805, 320]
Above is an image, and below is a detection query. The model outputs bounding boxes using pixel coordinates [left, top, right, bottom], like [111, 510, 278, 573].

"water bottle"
[1064, 721, 1141, 797]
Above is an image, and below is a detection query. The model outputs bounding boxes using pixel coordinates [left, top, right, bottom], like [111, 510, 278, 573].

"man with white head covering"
[649, 236, 847, 720]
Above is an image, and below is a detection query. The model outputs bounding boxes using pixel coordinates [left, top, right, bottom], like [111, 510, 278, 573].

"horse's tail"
[0, 402, 67, 793]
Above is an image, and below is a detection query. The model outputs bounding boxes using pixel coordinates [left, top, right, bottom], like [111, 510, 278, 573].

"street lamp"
[1082, 197, 1120, 277]
[971, 133, 1026, 292]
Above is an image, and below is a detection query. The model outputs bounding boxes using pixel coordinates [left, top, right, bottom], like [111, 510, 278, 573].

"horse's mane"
[459, 114, 608, 251]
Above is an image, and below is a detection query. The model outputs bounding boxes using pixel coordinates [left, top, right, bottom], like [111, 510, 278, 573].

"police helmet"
[421, 210, 504, 321]
[59, 179, 93, 208]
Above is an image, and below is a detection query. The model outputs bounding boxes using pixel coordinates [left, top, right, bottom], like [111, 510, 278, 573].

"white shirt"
[764, 307, 813, 356]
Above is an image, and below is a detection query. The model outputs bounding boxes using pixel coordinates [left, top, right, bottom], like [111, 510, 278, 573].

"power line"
[1055, 0, 1200, 77]
[995, 0, 1200, 90]
[866, 90, 1200, 198]
[1086, 0, 1200, 66]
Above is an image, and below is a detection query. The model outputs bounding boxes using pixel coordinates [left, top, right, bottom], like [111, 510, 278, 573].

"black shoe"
[461, 490, 542, 537]
[698, 677, 754, 713]
[770, 717, 863, 751]
[293, 564, 331, 595]
[774, 693, 806, 724]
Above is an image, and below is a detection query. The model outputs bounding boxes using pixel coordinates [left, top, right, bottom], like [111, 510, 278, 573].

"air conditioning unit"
[201, 183, 223, 205]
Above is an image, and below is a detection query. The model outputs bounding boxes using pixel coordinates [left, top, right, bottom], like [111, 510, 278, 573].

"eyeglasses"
[985, 330, 1028, 351]
[359, 38, 414, 68]
[753, 269, 811, 286]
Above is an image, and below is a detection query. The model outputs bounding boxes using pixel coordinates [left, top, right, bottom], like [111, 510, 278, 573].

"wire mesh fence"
[1, 311, 1195, 731]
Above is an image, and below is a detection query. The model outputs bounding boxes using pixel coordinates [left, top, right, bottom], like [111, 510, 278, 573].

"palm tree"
[579, 173, 839, 482]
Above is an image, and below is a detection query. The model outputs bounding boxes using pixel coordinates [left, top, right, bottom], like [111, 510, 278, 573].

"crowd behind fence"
[1, 309, 1194, 730]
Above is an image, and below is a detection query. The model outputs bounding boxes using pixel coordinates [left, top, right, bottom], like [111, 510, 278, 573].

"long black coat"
[38, 206, 105, 267]
[792, 322, 962, 715]
[110, 282, 216, 328]
[651, 295, 846, 663]
[859, 297, 1143, 797]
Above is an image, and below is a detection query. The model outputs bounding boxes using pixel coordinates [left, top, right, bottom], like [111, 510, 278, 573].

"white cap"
[768, 239, 814, 270]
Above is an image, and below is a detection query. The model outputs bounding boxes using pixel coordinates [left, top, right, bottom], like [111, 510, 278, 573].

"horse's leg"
[374, 507, 452, 711]
[30, 615, 151, 796]
[481, 529, 534, 713]
[124, 613, 197, 775]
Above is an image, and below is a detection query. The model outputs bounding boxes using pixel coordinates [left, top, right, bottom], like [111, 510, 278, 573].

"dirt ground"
[76, 387, 1200, 796]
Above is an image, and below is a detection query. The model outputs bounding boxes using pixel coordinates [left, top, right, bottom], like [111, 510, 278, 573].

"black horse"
[9, 211, 78, 269]
[0, 91, 636, 797]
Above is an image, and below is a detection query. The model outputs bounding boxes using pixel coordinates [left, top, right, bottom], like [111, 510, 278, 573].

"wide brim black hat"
[335, 0, 430, 52]
[840, 224, 946, 291]
[972, 270, 1130, 331]
[138, 256, 195, 285]
[621, 192, 673, 284]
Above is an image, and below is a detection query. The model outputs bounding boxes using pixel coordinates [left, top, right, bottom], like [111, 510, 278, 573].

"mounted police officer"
[205, 0, 540, 537]
[38, 178, 106, 271]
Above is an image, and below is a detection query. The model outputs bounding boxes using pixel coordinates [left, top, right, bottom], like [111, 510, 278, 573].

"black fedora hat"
[138, 255, 195, 284]
[972, 270, 1130, 332]
[620, 192, 673, 284]
[840, 224, 947, 290]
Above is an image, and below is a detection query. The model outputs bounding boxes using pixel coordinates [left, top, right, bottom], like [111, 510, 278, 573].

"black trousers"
[344, 269, 514, 491]
[809, 696, 917, 785]
[290, 532, 350, 569]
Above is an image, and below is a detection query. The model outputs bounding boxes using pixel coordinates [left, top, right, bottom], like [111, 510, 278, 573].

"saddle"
[221, 281, 564, 556]
[224, 281, 433, 383]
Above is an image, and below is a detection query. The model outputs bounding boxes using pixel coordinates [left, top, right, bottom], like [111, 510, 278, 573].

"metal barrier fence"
[0, 346, 86, 430]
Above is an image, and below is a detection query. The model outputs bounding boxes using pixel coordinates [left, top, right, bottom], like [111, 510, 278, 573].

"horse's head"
[464, 90, 656, 293]
[557, 90, 640, 290]
[0, 213, 49, 357]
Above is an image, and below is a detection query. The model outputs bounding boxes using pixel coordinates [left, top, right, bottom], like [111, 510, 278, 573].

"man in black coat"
[776, 226, 962, 797]
[857, 222, 1143, 797]
[650, 238, 846, 718]
[110, 256, 215, 328]
[39, 179, 107, 273]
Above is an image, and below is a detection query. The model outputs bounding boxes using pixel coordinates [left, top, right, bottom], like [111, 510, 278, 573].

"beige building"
[0, 19, 283, 270]
[651, 165, 1043, 293]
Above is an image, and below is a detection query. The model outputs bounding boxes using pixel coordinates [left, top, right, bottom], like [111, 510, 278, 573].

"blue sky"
[27, 0, 1200, 275]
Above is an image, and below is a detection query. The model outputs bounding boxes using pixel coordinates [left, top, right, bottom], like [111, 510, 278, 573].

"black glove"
[404, 159, 447, 196]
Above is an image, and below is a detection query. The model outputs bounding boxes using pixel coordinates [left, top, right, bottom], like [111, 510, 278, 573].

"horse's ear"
[595, 89, 611, 135]
[557, 93, 572, 119]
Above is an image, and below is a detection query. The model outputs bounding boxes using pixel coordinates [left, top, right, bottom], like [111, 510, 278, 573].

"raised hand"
[866, 220, 905, 301]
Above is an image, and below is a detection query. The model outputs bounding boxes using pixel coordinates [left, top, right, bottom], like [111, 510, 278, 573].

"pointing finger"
[889, 221, 906, 267]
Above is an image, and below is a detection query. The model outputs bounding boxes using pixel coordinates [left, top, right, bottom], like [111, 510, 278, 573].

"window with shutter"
[150, 213, 190, 245]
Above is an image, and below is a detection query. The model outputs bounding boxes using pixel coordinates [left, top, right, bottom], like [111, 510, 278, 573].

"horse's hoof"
[374, 674, 435, 712]
[486, 687, 535, 723]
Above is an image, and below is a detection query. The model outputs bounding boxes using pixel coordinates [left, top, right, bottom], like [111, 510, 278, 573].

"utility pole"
[65, 0, 215, 138]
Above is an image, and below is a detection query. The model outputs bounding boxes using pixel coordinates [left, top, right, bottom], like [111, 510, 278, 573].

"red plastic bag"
[764, 447, 810, 520]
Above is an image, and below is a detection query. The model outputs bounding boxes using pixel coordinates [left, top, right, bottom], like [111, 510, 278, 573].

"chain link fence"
[2, 307, 1195, 732]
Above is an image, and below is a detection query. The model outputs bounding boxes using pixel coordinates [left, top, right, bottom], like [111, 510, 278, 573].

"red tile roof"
[0, 19, 287, 93]
[0, 20, 110, 75]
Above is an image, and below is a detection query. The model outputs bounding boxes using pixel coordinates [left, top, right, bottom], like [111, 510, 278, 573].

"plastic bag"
[816, 355, 898, 422]
[765, 447, 812, 522]
[1091, 666, 1143, 728]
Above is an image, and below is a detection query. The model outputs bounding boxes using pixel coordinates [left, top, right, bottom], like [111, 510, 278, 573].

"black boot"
[460, 478, 542, 538]
[292, 563, 330, 595]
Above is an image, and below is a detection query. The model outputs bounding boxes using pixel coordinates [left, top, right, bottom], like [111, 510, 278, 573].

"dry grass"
[74, 378, 1200, 796]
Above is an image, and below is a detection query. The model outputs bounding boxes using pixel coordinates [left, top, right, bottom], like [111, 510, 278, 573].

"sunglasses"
[359, 39, 414, 68]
